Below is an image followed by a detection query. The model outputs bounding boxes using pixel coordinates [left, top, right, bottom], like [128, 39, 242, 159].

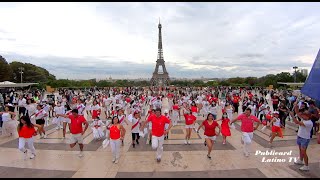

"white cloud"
[0, 2, 319, 79]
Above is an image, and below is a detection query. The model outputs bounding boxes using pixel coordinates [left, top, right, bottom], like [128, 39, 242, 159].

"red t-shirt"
[68, 115, 86, 134]
[211, 97, 218, 103]
[233, 96, 240, 103]
[125, 97, 131, 103]
[191, 106, 198, 113]
[184, 114, 196, 125]
[147, 115, 170, 137]
[248, 93, 253, 101]
[18, 125, 36, 138]
[147, 112, 155, 120]
[172, 105, 179, 110]
[236, 114, 260, 132]
[202, 120, 219, 136]
[272, 96, 279, 105]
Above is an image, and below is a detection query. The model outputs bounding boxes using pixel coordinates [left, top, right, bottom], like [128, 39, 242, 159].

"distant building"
[300, 69, 308, 76]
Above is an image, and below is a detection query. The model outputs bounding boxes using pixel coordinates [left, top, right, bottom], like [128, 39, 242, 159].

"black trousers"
[280, 115, 287, 127]
[242, 106, 247, 113]
[132, 133, 140, 141]
[310, 120, 317, 138]
[18, 107, 26, 116]
[273, 104, 278, 111]
[233, 103, 239, 114]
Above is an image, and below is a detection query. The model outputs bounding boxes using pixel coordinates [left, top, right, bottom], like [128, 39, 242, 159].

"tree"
[276, 72, 292, 83]
[9, 61, 56, 83]
[295, 71, 307, 83]
[244, 77, 258, 86]
[0, 56, 13, 82]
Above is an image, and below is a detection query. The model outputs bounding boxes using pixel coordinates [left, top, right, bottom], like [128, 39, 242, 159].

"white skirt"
[2, 120, 17, 136]
[92, 127, 104, 139]
[85, 105, 91, 111]
[172, 110, 179, 121]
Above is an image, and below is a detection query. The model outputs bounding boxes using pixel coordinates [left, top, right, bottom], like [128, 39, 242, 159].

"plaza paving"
[0, 98, 319, 178]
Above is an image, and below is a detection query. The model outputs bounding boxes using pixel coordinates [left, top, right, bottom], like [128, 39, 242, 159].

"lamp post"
[18, 67, 24, 83]
[293, 66, 298, 83]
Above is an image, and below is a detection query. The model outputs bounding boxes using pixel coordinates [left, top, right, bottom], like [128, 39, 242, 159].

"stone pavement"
[0, 98, 319, 178]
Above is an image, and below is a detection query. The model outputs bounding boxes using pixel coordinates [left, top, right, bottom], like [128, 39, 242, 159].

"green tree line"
[0, 56, 307, 89]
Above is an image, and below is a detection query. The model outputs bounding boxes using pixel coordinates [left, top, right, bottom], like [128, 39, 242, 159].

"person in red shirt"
[232, 93, 241, 115]
[140, 108, 173, 162]
[145, 108, 156, 145]
[109, 116, 126, 164]
[271, 94, 279, 111]
[196, 113, 220, 159]
[230, 108, 261, 157]
[57, 109, 89, 157]
[217, 112, 231, 145]
[190, 101, 198, 117]
[248, 92, 253, 101]
[17, 116, 41, 160]
[171, 99, 180, 126]
[184, 110, 197, 145]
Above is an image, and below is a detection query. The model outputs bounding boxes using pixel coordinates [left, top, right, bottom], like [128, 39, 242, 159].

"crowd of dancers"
[0, 86, 319, 171]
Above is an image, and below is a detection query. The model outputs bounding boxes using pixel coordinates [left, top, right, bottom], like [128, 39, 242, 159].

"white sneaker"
[43, 134, 47, 139]
[78, 152, 83, 157]
[30, 153, 35, 159]
[294, 159, 304, 165]
[56, 127, 60, 130]
[114, 159, 119, 164]
[187, 140, 190, 145]
[184, 140, 187, 145]
[112, 158, 116, 163]
[299, 165, 309, 171]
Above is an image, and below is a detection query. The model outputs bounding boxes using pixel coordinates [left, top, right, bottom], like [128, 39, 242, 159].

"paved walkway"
[0, 98, 319, 178]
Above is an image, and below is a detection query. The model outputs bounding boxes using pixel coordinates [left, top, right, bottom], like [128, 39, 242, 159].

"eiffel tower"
[150, 19, 170, 87]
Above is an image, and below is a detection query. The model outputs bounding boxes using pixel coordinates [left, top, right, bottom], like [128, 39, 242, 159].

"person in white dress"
[0, 106, 16, 136]
[26, 99, 37, 124]
[85, 97, 92, 117]
[91, 117, 105, 140]
[225, 103, 234, 120]
[53, 102, 65, 130]
[91, 100, 101, 120]
[208, 103, 218, 120]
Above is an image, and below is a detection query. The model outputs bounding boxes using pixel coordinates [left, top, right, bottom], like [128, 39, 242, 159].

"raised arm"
[83, 121, 89, 134]
[165, 121, 173, 135]
[140, 119, 149, 131]
[33, 123, 42, 129]
[289, 111, 305, 127]
[9, 111, 16, 119]
[120, 124, 126, 140]
[230, 117, 239, 124]
[216, 124, 221, 135]
[57, 114, 69, 118]
[254, 118, 261, 130]
[196, 123, 204, 133]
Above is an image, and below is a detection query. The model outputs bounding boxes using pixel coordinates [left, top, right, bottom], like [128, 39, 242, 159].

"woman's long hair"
[18, 116, 34, 132]
[206, 113, 214, 120]
[111, 116, 119, 124]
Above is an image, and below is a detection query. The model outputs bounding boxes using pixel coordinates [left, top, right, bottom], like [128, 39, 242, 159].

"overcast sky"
[0, 2, 319, 80]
